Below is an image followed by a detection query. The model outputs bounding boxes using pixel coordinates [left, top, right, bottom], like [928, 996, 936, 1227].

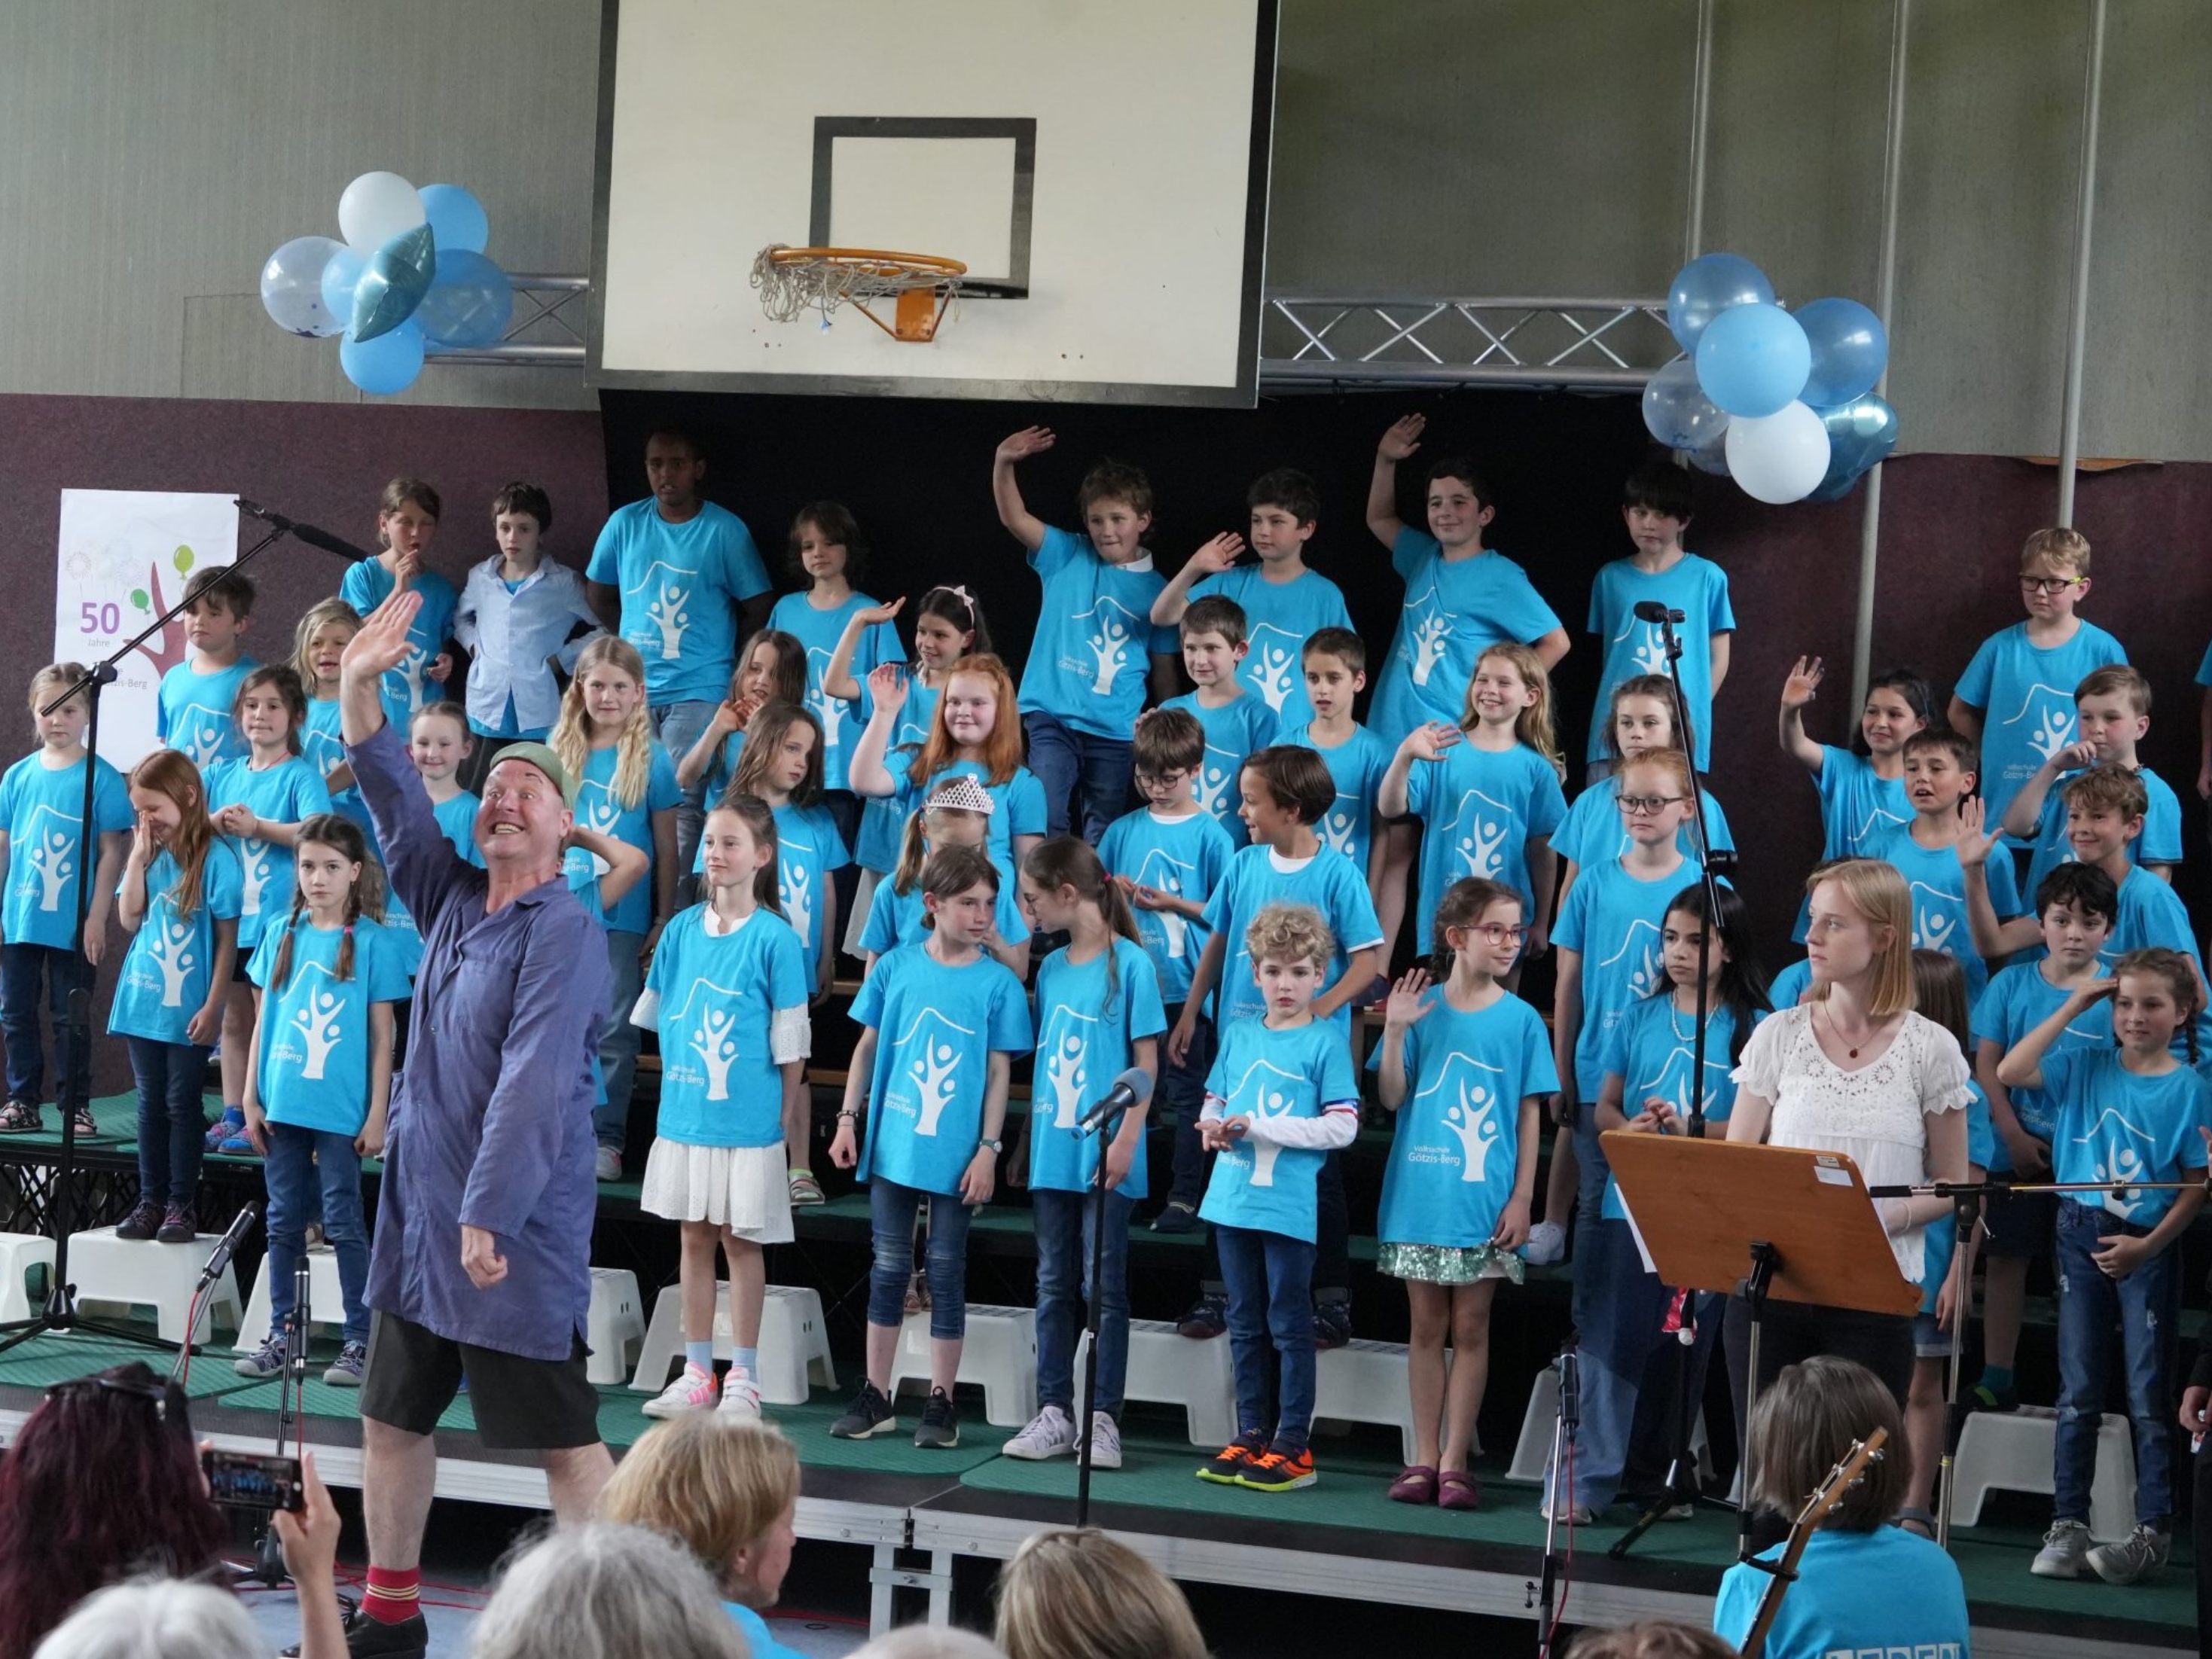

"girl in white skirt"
[635, 791, 812, 1419]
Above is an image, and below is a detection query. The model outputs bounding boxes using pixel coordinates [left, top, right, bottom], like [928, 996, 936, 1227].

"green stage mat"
[0, 1328, 267, 1401]
[0, 1092, 153, 1147]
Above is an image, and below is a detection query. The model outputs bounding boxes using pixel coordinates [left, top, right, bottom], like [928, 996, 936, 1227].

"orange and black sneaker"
[1237, 1444, 1317, 1492]
[1197, 1430, 1270, 1485]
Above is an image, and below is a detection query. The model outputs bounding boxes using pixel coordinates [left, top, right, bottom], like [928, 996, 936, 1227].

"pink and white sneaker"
[719, 1369, 762, 1419]
[642, 1362, 719, 1418]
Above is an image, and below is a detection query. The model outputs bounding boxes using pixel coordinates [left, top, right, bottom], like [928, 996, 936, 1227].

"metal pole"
[1684, 0, 1716, 262]
[1850, 0, 1911, 717]
[2055, 0, 2107, 528]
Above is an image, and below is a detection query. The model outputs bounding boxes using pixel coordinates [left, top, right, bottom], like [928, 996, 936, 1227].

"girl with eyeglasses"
[1374, 876, 1558, 1511]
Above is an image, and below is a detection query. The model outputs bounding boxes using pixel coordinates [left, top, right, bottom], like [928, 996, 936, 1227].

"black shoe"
[914, 1386, 960, 1448]
[1197, 1429, 1270, 1484]
[829, 1380, 899, 1439]
[1176, 1292, 1227, 1340]
[114, 1200, 162, 1241]
[1151, 1200, 1201, 1235]
[156, 1203, 196, 1245]
[285, 1605, 427, 1659]
[1313, 1298, 1353, 1351]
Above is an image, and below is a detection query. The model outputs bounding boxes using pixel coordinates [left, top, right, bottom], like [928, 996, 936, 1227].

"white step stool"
[0, 1232, 56, 1321]
[234, 1246, 349, 1351]
[1074, 1319, 1237, 1446]
[1313, 1338, 1433, 1466]
[1506, 1361, 1712, 1487]
[1950, 1406, 2137, 1543]
[889, 1303, 1035, 1428]
[71, 1226, 241, 1343]
[630, 1282, 836, 1405]
[584, 1267, 645, 1385]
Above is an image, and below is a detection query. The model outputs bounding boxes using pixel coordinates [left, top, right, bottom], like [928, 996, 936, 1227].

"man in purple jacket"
[334, 589, 612, 1658]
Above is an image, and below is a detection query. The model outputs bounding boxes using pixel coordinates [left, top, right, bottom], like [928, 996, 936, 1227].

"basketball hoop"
[749, 245, 967, 343]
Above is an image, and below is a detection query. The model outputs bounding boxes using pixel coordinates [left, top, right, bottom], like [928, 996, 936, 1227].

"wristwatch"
[978, 1138, 1004, 1154]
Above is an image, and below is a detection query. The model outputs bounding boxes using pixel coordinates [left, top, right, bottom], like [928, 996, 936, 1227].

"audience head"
[1854, 666, 1933, 759]
[471, 1523, 744, 1659]
[1747, 1355, 1907, 1532]
[598, 1416, 801, 1609]
[849, 1629, 1007, 1659]
[789, 500, 869, 589]
[0, 1365, 228, 1659]
[28, 1579, 262, 1659]
[289, 598, 362, 700]
[1566, 1621, 1736, 1659]
[1802, 858, 1914, 1015]
[915, 584, 990, 665]
[991, 1529, 1209, 1659]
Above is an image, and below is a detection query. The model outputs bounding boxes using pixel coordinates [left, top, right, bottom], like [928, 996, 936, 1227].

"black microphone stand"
[0, 506, 329, 1356]
[1529, 1341, 1579, 1658]
[233, 1249, 312, 1589]
[1072, 1091, 1133, 1529]
[1609, 605, 1734, 1558]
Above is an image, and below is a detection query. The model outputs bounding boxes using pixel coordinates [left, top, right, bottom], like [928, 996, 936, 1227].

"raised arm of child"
[117, 817, 155, 932]
[570, 823, 648, 913]
[1957, 801, 2043, 957]
[1375, 968, 1431, 1110]
[992, 428, 1054, 552]
[847, 665, 910, 800]
[1777, 655, 1828, 775]
[1994, 982, 2113, 1091]
[1151, 534, 1243, 627]
[1378, 721, 1458, 819]
[825, 597, 905, 703]
[1999, 740, 2097, 842]
[1366, 415, 1423, 549]
[675, 700, 744, 792]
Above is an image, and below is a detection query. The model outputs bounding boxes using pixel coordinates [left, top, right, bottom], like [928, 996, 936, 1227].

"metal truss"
[423, 273, 588, 365]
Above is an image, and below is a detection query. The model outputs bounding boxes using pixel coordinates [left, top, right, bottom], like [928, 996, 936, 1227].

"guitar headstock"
[1791, 1425, 1890, 1535]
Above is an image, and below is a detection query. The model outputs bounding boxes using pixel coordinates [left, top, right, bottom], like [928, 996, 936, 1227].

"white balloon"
[338, 171, 426, 252]
[1723, 402, 1832, 505]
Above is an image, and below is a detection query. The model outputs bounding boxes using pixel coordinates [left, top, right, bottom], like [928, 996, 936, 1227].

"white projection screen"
[590, 0, 1278, 406]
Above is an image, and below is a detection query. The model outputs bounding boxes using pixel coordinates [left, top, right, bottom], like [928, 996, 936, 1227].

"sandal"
[0, 1100, 42, 1133]
[1439, 1470, 1483, 1512]
[68, 1102, 98, 1139]
[1387, 1465, 1439, 1505]
[789, 1170, 825, 1206]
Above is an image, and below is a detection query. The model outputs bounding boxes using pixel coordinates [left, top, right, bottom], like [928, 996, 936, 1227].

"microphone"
[197, 1201, 261, 1286]
[1632, 601, 1687, 625]
[1078, 1067, 1155, 1133]
[235, 499, 374, 563]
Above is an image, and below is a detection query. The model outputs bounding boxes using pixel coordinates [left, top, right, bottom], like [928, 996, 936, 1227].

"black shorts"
[1981, 1187, 2058, 1259]
[358, 1310, 603, 1451]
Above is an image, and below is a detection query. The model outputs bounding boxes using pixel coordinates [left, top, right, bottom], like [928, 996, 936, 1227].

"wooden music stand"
[1603, 1132, 1918, 1561]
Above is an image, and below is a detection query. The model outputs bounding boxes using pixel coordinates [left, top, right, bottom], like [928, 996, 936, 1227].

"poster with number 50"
[53, 490, 241, 770]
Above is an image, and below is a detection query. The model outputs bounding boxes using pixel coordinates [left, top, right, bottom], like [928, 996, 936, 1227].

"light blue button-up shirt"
[451, 557, 603, 737]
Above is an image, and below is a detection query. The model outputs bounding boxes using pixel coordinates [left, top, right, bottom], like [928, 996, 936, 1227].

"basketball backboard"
[590, 0, 1277, 406]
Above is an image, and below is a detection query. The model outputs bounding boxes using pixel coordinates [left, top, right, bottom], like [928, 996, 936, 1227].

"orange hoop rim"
[763, 245, 968, 279]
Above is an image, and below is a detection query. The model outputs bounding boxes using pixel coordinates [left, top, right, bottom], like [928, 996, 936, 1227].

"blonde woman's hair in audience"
[1804, 858, 1916, 1018]
[468, 1523, 744, 1659]
[848, 1628, 1009, 1659]
[992, 1529, 1209, 1659]
[29, 1578, 263, 1659]
[597, 1416, 801, 1600]
[1565, 1620, 1737, 1659]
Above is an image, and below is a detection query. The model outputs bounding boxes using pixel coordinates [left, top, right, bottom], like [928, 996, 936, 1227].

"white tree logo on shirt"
[895, 1010, 973, 1138]
[806, 651, 847, 756]
[1413, 1054, 1506, 1182]
[1249, 639, 1298, 714]
[291, 987, 346, 1080]
[781, 855, 813, 949]
[1408, 615, 1451, 686]
[1449, 790, 1512, 881]
[1134, 849, 1193, 960]
[1907, 882, 1958, 956]
[1088, 614, 1130, 694]
[238, 838, 272, 918]
[1039, 1011, 1093, 1130]
[1320, 807, 1357, 858]
[1602, 919, 1664, 1002]
[1194, 757, 1232, 820]
[691, 1007, 741, 1100]
[1995, 685, 2076, 771]
[180, 715, 227, 770]
[1223, 1057, 1305, 1188]
[147, 903, 197, 1008]
[397, 644, 429, 715]
[648, 582, 690, 660]
[26, 812, 75, 911]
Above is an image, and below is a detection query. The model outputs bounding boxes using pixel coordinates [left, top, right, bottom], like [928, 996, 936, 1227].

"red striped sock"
[362, 1566, 420, 1624]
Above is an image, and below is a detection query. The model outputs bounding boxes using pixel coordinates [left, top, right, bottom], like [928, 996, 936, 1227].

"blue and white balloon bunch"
[1640, 252, 1899, 505]
[258, 173, 514, 395]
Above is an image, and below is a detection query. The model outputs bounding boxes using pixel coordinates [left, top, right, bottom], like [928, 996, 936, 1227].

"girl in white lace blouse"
[1723, 859, 1971, 1412]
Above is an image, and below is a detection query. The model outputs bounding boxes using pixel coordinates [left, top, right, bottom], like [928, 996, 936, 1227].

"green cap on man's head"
[487, 740, 578, 810]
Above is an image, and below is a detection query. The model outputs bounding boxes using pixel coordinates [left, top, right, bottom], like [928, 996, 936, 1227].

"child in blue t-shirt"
[993, 426, 1179, 842]
[1968, 862, 2115, 1414]
[859, 779, 1029, 976]
[157, 565, 258, 771]
[633, 794, 813, 1422]
[235, 814, 413, 1386]
[1379, 642, 1566, 967]
[292, 599, 368, 835]
[2002, 664, 2183, 896]
[1997, 950, 2210, 1584]
[850, 656, 1047, 877]
[828, 846, 1033, 1450]
[339, 477, 459, 734]
[1561, 883, 1765, 1523]
[108, 750, 243, 1244]
[1865, 728, 2022, 1002]
[1585, 460, 1734, 776]
[1555, 675, 1734, 907]
[553, 637, 682, 1179]
[0, 663, 133, 1136]
[1194, 903, 1361, 1493]
[675, 629, 804, 810]
[1947, 526, 2127, 840]
[1280, 630, 1393, 877]
[1097, 710, 1234, 1236]
[1376, 877, 1555, 1509]
[1002, 839, 1167, 1467]
[205, 666, 334, 1151]
[1160, 596, 1280, 846]
[1777, 658, 1931, 938]
[1149, 471, 1353, 729]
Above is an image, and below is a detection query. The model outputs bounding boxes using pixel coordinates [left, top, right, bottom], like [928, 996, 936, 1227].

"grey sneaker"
[2030, 1518, 2094, 1578]
[1524, 1220, 1568, 1265]
[1083, 1410, 1123, 1471]
[829, 1380, 898, 1439]
[593, 1144, 622, 1182]
[2086, 1523, 2169, 1585]
[233, 1335, 287, 1379]
[324, 1341, 368, 1388]
[1002, 1404, 1077, 1460]
[914, 1386, 960, 1448]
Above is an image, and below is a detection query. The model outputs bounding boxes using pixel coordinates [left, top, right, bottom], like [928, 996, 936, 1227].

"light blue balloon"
[319, 246, 365, 325]
[1686, 428, 1733, 476]
[1695, 302, 1811, 418]
[1667, 252, 1774, 352]
[260, 236, 348, 337]
[1796, 297, 1888, 407]
[340, 318, 426, 395]
[1805, 393, 1900, 499]
[350, 223, 437, 343]
[414, 250, 514, 349]
[1641, 358, 1731, 452]
[419, 184, 490, 256]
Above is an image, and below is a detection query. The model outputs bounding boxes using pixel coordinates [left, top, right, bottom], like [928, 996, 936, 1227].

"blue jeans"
[651, 699, 717, 877]
[1554, 1218, 1673, 1511]
[2055, 1198, 2180, 1525]
[867, 1179, 972, 1340]
[1022, 712, 1133, 844]
[1216, 1223, 1317, 1453]
[127, 1037, 208, 1206]
[593, 929, 646, 1151]
[2, 944, 90, 1109]
[1033, 1186, 1133, 1419]
[1161, 1005, 1216, 1209]
[264, 1122, 371, 1344]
